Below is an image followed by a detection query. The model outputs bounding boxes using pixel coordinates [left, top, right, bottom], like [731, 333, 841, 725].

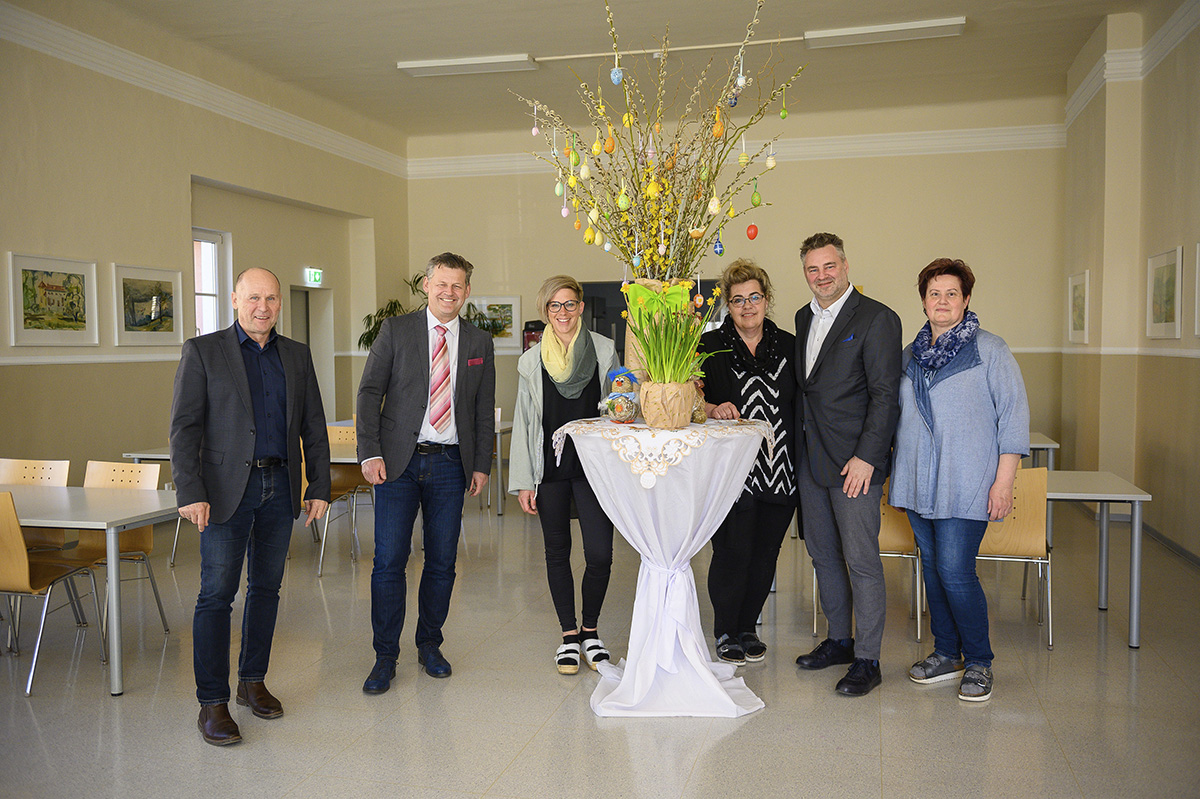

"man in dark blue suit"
[793, 233, 902, 697]
[356, 252, 496, 692]
[171, 267, 331, 745]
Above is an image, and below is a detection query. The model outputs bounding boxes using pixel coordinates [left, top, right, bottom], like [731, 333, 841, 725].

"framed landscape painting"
[1068, 270, 1089, 344]
[8, 252, 99, 346]
[113, 264, 183, 345]
[1146, 247, 1182, 339]
[467, 295, 521, 354]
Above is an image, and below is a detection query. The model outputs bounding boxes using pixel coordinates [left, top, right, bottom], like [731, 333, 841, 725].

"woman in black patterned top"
[699, 259, 799, 665]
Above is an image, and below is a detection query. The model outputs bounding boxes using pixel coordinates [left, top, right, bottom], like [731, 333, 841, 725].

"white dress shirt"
[420, 308, 460, 445]
[804, 285, 855, 379]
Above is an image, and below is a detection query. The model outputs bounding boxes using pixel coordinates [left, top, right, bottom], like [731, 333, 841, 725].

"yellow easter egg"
[584, 226, 595, 244]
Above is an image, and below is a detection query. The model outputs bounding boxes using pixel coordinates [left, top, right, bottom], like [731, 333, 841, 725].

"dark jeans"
[370, 447, 466, 659]
[194, 465, 293, 705]
[536, 477, 613, 632]
[906, 512, 994, 668]
[708, 495, 794, 638]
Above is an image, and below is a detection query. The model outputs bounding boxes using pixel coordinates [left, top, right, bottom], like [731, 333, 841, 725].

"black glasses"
[728, 293, 764, 308]
[547, 300, 580, 313]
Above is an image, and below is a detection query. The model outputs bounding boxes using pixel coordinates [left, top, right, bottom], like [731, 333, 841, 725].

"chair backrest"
[78, 461, 161, 554]
[83, 460, 161, 489]
[0, 458, 70, 486]
[0, 492, 35, 593]
[877, 479, 917, 554]
[327, 425, 356, 446]
[979, 467, 1048, 558]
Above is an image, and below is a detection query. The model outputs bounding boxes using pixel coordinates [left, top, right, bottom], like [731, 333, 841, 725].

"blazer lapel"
[453, 319, 469, 407]
[219, 325, 254, 416]
[278, 335, 296, 426]
[808, 290, 860, 382]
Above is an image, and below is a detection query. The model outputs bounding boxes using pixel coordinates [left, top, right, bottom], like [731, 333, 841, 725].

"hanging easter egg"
[700, 166, 709, 181]
[617, 191, 631, 211]
[654, 121, 662, 134]
[708, 193, 720, 215]
[751, 190, 761, 207]
[532, 125, 539, 136]
[604, 241, 612, 252]
[689, 227, 705, 239]
[563, 144, 571, 158]
[572, 197, 580, 210]
[646, 141, 656, 161]
[604, 135, 616, 154]
[693, 293, 705, 309]
[714, 239, 724, 256]
[622, 113, 632, 128]
[567, 174, 577, 189]
[658, 243, 667, 256]
[645, 180, 661, 199]
[561, 206, 569, 218]
[738, 152, 750, 167]
[554, 180, 563, 197]
[632, 254, 642, 268]
[592, 132, 602, 156]
[727, 204, 736, 219]
[663, 153, 675, 170]
[570, 151, 580, 168]
[766, 154, 777, 169]
[584, 226, 595, 244]
[712, 112, 724, 138]
[780, 107, 788, 120]
[589, 207, 599, 225]
[737, 73, 747, 89]
[610, 67, 623, 85]
[574, 218, 582, 231]
[728, 95, 738, 108]
[746, 224, 758, 240]
[595, 231, 604, 247]
[580, 161, 591, 180]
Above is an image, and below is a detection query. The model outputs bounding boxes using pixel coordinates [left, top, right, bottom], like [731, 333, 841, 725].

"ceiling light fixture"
[803, 16, 966, 49]
[396, 54, 538, 77]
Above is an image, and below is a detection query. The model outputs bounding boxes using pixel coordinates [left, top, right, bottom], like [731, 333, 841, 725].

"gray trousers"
[797, 447, 887, 660]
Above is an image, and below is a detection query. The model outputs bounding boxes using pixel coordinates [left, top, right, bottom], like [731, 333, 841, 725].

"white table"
[1029, 432, 1059, 470]
[555, 417, 771, 717]
[2, 483, 179, 695]
[125, 443, 359, 465]
[1046, 471, 1151, 649]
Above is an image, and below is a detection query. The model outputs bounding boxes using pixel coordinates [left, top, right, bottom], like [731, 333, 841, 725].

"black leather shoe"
[198, 703, 242, 746]
[418, 645, 452, 678]
[236, 680, 283, 719]
[796, 638, 855, 670]
[836, 658, 882, 696]
[363, 658, 397, 694]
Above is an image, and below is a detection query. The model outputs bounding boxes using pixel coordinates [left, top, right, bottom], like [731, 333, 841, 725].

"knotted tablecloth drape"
[553, 418, 772, 717]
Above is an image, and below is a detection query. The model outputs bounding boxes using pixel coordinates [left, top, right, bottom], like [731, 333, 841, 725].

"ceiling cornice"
[0, 0, 407, 178]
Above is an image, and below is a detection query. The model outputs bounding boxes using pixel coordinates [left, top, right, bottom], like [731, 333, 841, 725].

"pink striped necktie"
[429, 324, 451, 432]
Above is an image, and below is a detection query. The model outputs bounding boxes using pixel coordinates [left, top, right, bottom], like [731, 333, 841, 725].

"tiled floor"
[3, 493, 1199, 798]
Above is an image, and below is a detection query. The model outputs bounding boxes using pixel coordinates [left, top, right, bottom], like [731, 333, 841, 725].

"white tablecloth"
[554, 417, 773, 717]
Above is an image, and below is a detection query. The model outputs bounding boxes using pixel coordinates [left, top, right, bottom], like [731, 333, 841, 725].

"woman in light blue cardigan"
[889, 258, 1029, 703]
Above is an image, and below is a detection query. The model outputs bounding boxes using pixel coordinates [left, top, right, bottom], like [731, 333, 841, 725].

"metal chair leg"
[140, 555, 170, 634]
[317, 508, 332, 577]
[25, 584, 55, 696]
[170, 517, 182, 567]
[62, 576, 86, 627]
[1046, 555, 1053, 650]
[84, 572, 107, 664]
[349, 492, 359, 562]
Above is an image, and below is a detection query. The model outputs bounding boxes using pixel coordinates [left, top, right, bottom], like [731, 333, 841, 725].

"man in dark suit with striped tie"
[355, 252, 496, 692]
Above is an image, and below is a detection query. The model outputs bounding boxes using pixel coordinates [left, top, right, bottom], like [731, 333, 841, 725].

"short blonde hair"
[717, 258, 773, 308]
[536, 275, 583, 323]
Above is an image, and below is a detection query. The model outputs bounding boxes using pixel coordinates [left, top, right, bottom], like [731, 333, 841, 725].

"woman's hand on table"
[707, 402, 740, 421]
[518, 489, 538, 515]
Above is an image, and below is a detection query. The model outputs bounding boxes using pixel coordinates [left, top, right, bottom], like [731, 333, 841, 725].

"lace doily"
[553, 417, 774, 488]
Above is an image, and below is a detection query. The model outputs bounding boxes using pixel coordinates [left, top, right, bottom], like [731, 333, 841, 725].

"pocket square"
[467, 357, 484, 366]
[841, 333, 855, 343]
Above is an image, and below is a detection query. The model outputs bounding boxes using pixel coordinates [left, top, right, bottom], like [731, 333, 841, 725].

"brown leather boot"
[198, 703, 242, 746]
[236, 680, 284, 719]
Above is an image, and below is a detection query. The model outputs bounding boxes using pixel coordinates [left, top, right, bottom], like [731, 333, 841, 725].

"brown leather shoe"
[198, 703, 242, 746]
[236, 680, 284, 719]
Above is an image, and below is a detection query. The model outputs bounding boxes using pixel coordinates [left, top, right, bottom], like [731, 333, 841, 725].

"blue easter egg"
[610, 67, 623, 85]
[728, 95, 738, 107]
[714, 240, 724, 256]
[632, 254, 642, 268]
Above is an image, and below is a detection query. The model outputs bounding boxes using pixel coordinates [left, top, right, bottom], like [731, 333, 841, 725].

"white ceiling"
[94, 0, 1167, 137]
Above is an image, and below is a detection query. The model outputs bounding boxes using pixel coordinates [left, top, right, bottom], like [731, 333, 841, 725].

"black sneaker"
[716, 634, 746, 665]
[739, 632, 767, 662]
[835, 658, 882, 697]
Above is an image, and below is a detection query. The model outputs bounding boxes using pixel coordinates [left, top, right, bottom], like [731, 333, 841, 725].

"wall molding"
[0, 1, 407, 178]
[1066, 0, 1200, 128]
[0, 352, 180, 366]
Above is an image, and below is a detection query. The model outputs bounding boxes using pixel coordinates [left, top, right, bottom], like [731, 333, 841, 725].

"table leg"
[106, 524, 124, 695]
[1129, 501, 1143, 649]
[1047, 449, 1056, 471]
[496, 430, 505, 516]
[1097, 502, 1110, 611]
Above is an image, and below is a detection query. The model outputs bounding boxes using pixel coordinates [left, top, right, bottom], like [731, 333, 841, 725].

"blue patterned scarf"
[911, 310, 980, 372]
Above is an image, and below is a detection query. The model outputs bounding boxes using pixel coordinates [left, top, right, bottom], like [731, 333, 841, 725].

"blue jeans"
[906, 512, 993, 668]
[194, 465, 294, 705]
[371, 447, 466, 659]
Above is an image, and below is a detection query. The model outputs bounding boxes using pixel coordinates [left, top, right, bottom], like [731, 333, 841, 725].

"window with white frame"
[192, 228, 230, 336]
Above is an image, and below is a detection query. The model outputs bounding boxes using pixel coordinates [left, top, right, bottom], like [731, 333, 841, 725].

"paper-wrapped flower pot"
[640, 382, 696, 430]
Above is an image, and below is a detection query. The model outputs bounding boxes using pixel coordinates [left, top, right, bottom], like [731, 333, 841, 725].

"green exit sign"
[303, 267, 323, 286]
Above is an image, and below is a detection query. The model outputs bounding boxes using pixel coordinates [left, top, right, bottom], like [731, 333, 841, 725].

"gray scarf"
[548, 328, 598, 399]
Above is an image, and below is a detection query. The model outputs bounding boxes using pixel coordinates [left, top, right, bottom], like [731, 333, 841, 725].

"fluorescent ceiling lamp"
[396, 54, 538, 77]
[804, 16, 966, 49]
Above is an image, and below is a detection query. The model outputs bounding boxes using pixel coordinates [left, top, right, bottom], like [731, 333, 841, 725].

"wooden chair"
[978, 466, 1052, 649]
[0, 458, 70, 549]
[0, 492, 106, 696]
[810, 480, 923, 641]
[319, 425, 367, 576]
[39, 461, 170, 636]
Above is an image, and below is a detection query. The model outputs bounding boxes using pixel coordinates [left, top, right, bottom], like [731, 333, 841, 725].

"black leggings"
[537, 477, 614, 632]
[707, 496, 795, 638]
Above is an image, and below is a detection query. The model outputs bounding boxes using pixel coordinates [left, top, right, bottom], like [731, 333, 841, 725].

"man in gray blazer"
[357, 252, 496, 692]
[171, 267, 331, 745]
[793, 232, 902, 697]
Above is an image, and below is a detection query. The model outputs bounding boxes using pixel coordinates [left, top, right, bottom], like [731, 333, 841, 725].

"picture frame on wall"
[1068, 270, 1089, 344]
[7, 252, 99, 346]
[113, 263, 183, 346]
[467, 295, 521, 355]
[1146, 246, 1182, 339]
